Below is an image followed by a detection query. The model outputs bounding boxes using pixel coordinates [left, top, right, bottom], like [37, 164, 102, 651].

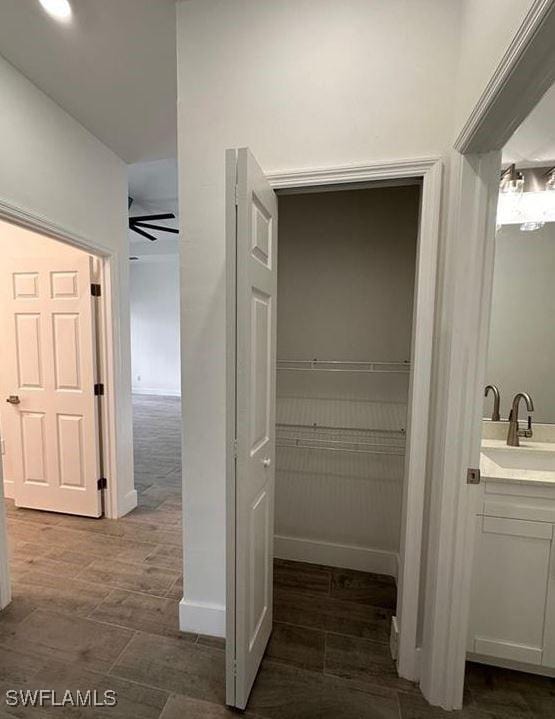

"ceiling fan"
[128, 197, 179, 241]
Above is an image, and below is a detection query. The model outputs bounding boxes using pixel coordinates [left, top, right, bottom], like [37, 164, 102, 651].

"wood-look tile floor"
[1, 395, 553, 717]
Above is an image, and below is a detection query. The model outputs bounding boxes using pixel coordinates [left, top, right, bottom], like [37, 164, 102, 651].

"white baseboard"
[2, 480, 14, 500]
[274, 535, 398, 579]
[132, 388, 181, 397]
[179, 598, 225, 637]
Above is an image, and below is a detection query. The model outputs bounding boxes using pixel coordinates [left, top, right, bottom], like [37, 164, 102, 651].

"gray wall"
[486, 222, 555, 423]
[277, 186, 420, 364]
[274, 185, 420, 558]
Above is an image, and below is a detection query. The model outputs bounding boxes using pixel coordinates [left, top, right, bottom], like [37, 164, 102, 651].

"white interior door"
[0, 255, 102, 517]
[226, 147, 278, 709]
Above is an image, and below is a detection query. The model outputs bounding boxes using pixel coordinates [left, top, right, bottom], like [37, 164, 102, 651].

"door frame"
[420, 0, 555, 709]
[226, 156, 442, 685]
[0, 198, 121, 606]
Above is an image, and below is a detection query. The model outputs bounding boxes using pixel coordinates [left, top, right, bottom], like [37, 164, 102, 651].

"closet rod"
[277, 358, 410, 374]
[276, 421, 406, 436]
[276, 439, 405, 456]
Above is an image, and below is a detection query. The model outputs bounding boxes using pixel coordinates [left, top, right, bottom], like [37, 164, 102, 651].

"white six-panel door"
[0, 255, 101, 517]
[226, 148, 278, 709]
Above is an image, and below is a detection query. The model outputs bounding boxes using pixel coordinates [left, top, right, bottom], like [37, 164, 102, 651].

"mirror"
[485, 80, 555, 425]
[485, 168, 555, 423]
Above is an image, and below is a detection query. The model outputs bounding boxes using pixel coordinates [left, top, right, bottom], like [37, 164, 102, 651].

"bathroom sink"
[480, 440, 555, 483]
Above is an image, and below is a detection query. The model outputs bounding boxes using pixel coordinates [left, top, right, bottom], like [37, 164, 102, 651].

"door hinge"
[234, 184, 239, 206]
[91, 283, 101, 297]
[467, 467, 481, 485]
[0, 437, 5, 455]
[233, 439, 238, 458]
[97, 477, 107, 490]
[94, 383, 104, 396]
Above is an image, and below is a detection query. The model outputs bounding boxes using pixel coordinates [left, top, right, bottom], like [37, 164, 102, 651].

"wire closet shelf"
[276, 357, 409, 456]
[276, 358, 411, 374]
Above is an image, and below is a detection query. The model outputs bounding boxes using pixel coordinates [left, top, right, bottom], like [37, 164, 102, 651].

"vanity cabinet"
[467, 477, 555, 672]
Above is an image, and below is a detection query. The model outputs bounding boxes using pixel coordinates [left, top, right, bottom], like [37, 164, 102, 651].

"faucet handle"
[518, 415, 533, 439]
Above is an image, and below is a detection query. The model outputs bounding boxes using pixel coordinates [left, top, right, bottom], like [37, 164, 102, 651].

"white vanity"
[467, 431, 555, 674]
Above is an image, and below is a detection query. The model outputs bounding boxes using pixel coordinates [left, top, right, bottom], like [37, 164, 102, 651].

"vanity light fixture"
[38, 0, 72, 22]
[497, 164, 555, 232]
[521, 167, 555, 231]
[499, 164, 524, 195]
[497, 164, 525, 232]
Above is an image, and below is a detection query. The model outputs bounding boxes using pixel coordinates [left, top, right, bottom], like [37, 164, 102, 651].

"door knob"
[6, 395, 20, 405]
[262, 457, 271, 468]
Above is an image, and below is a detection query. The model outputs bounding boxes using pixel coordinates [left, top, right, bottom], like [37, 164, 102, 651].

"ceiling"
[0, 0, 177, 163]
[128, 158, 179, 257]
[503, 82, 555, 167]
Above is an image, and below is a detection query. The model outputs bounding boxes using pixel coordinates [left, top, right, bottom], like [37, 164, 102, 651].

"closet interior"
[274, 182, 420, 581]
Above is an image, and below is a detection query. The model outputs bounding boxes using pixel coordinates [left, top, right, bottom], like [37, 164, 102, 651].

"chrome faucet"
[484, 384, 501, 421]
[507, 392, 534, 447]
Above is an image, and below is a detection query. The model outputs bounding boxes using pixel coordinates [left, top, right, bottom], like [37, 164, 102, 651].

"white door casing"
[0, 255, 101, 517]
[226, 147, 278, 709]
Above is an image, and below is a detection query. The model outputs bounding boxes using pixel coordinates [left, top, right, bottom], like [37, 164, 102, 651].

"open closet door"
[226, 147, 278, 709]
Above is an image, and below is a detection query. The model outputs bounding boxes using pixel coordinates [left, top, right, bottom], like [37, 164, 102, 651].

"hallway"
[0, 397, 553, 717]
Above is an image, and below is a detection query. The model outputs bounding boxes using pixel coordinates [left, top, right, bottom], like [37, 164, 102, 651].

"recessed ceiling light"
[38, 0, 72, 22]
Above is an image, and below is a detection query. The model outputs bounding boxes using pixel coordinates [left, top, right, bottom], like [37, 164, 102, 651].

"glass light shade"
[38, 0, 72, 21]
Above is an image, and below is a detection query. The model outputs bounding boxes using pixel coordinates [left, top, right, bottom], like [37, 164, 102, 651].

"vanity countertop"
[480, 439, 555, 486]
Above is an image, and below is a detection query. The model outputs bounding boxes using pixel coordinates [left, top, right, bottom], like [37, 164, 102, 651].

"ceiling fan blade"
[129, 213, 175, 222]
[132, 222, 179, 234]
[131, 225, 157, 241]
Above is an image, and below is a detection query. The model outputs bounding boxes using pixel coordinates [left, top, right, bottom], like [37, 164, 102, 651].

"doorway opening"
[127, 156, 183, 603]
[226, 149, 442, 710]
[0, 218, 108, 518]
[0, 214, 183, 676]
[267, 181, 420, 692]
[461, 83, 555, 708]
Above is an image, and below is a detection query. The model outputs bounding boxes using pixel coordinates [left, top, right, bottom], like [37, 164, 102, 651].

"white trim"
[0, 196, 127, 607]
[179, 598, 226, 638]
[390, 616, 400, 660]
[274, 535, 398, 579]
[2, 480, 14, 501]
[224, 148, 238, 706]
[0, 495, 10, 610]
[0, 198, 114, 256]
[266, 156, 442, 684]
[267, 157, 440, 188]
[455, 0, 555, 153]
[420, 151, 501, 710]
[397, 158, 442, 682]
[132, 388, 181, 397]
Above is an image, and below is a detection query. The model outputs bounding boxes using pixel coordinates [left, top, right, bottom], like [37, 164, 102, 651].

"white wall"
[176, 0, 541, 638]
[454, 0, 536, 136]
[176, 0, 461, 632]
[485, 222, 555, 423]
[130, 256, 181, 396]
[0, 55, 134, 517]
